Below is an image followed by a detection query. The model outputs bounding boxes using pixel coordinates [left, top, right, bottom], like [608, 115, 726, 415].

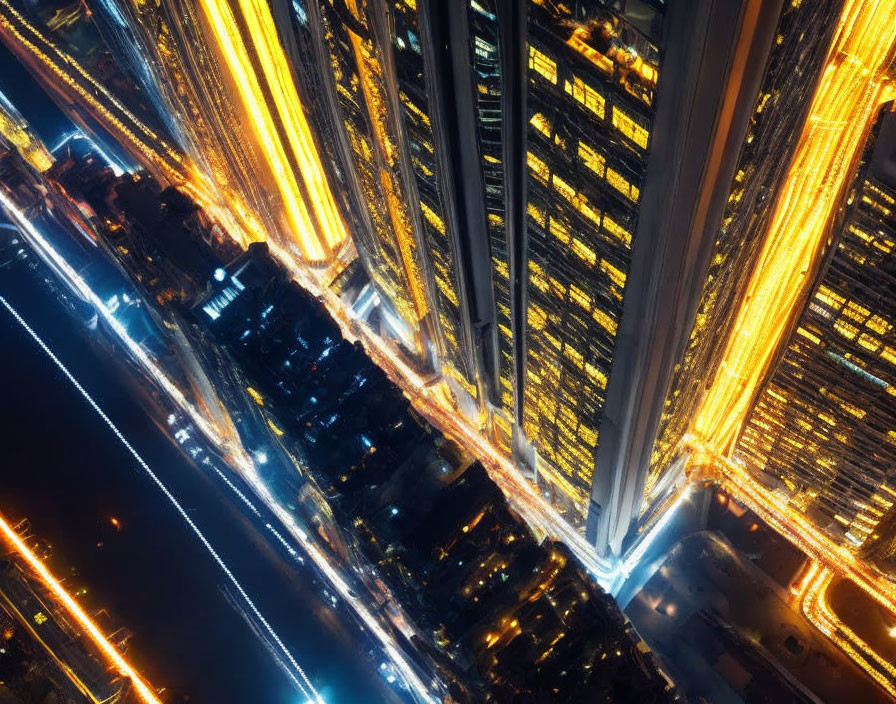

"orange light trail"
[0, 0, 261, 248]
[704, 443, 896, 623]
[237, 0, 347, 251]
[197, 0, 332, 262]
[800, 564, 896, 697]
[693, 0, 896, 454]
[0, 511, 162, 704]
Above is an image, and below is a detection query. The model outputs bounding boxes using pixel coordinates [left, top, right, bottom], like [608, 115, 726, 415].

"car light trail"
[701, 442, 896, 619]
[0, 0, 616, 588]
[197, 0, 329, 262]
[0, 188, 228, 450]
[693, 0, 896, 455]
[236, 0, 347, 251]
[0, 0, 181, 174]
[619, 486, 688, 580]
[50, 131, 129, 176]
[0, 0, 263, 249]
[0, 295, 324, 704]
[800, 564, 896, 698]
[0, 507, 162, 703]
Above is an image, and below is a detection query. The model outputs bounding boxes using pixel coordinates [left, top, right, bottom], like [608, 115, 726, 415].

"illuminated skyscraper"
[736, 108, 896, 549]
[83, 0, 351, 263]
[521, 0, 789, 554]
[651, 0, 896, 556]
[286, 0, 789, 554]
[649, 0, 846, 513]
[6, 0, 871, 559]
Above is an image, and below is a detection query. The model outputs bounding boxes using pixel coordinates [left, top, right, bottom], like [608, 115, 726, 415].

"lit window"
[578, 141, 605, 177]
[552, 175, 576, 203]
[571, 238, 596, 266]
[834, 319, 859, 340]
[796, 327, 821, 345]
[549, 217, 570, 244]
[880, 346, 896, 367]
[602, 214, 632, 247]
[593, 308, 617, 336]
[564, 76, 605, 119]
[419, 201, 445, 234]
[530, 112, 552, 138]
[611, 106, 649, 149]
[528, 46, 557, 84]
[866, 315, 891, 335]
[601, 259, 626, 288]
[606, 166, 639, 202]
[569, 284, 590, 310]
[527, 151, 550, 183]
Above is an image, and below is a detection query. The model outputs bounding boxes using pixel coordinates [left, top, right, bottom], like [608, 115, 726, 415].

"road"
[628, 531, 892, 704]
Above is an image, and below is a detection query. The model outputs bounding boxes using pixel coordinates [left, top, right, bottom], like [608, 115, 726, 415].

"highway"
[0, 177, 443, 702]
[797, 562, 896, 698]
[196, 0, 347, 261]
[709, 448, 896, 699]
[0, 529, 153, 703]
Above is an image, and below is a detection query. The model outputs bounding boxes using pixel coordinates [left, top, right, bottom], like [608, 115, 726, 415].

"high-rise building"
[281, 0, 789, 555]
[9, 0, 880, 560]
[736, 107, 896, 548]
[77, 0, 351, 264]
[650, 0, 896, 557]
[649, 0, 845, 513]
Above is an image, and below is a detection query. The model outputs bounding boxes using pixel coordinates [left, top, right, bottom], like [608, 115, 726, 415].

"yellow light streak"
[236, 0, 347, 250]
[0, 512, 162, 704]
[197, 0, 326, 261]
[703, 443, 896, 620]
[0, 0, 262, 248]
[801, 565, 896, 697]
[693, 0, 896, 454]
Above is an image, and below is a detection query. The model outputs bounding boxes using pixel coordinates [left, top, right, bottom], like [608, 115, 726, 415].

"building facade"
[288, 0, 787, 554]
[736, 108, 896, 548]
[648, 0, 844, 511]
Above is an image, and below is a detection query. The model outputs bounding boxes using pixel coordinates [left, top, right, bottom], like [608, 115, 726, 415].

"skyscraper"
[649, 0, 845, 516]
[736, 107, 896, 549]
[284, 0, 789, 555]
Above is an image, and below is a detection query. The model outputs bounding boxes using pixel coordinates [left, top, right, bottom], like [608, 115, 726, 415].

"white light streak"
[0, 295, 324, 704]
[0, 191, 440, 703]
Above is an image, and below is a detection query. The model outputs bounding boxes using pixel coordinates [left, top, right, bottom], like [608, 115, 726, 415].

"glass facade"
[646, 0, 843, 504]
[736, 119, 896, 547]
[523, 1, 660, 523]
[470, 0, 514, 421]
[391, 0, 478, 398]
[316, 0, 430, 338]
